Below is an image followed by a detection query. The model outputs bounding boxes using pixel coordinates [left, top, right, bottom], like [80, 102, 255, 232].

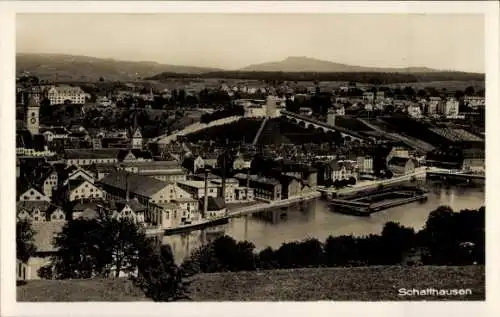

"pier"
[329, 186, 429, 217]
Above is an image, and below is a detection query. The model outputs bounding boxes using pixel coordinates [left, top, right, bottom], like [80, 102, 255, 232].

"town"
[15, 74, 485, 281]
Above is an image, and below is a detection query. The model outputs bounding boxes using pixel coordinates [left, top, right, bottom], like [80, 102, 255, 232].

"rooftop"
[100, 171, 172, 198]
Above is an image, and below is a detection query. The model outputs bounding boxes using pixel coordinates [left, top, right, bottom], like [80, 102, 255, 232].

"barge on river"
[328, 185, 429, 217]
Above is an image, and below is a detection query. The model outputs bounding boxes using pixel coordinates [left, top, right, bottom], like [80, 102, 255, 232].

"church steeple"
[26, 95, 40, 135]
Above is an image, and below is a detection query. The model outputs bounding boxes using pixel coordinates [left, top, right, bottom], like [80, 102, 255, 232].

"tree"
[52, 217, 149, 279]
[464, 86, 475, 96]
[100, 218, 148, 277]
[348, 176, 357, 185]
[380, 222, 416, 264]
[17, 220, 37, 263]
[133, 243, 189, 301]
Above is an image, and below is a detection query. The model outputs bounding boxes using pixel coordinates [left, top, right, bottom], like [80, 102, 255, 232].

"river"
[163, 182, 485, 264]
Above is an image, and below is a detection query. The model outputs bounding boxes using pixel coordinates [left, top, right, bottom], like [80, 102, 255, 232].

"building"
[117, 149, 153, 162]
[438, 98, 459, 118]
[116, 160, 186, 183]
[278, 175, 303, 199]
[461, 148, 485, 174]
[356, 156, 374, 174]
[363, 92, 375, 102]
[407, 104, 423, 119]
[64, 148, 121, 166]
[234, 173, 282, 202]
[17, 220, 66, 280]
[199, 197, 227, 219]
[233, 155, 252, 170]
[327, 109, 336, 126]
[99, 171, 193, 226]
[176, 180, 220, 200]
[47, 85, 86, 105]
[130, 128, 143, 149]
[427, 97, 441, 116]
[331, 160, 357, 181]
[112, 199, 147, 223]
[463, 96, 485, 110]
[299, 107, 313, 116]
[67, 179, 104, 202]
[388, 157, 418, 175]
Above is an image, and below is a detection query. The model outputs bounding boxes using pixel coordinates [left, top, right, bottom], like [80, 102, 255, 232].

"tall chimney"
[125, 172, 130, 202]
[221, 152, 226, 202]
[203, 168, 209, 219]
[246, 168, 251, 200]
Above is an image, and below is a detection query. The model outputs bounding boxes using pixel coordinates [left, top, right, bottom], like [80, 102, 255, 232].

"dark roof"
[119, 160, 180, 169]
[17, 201, 52, 213]
[68, 178, 88, 189]
[199, 196, 226, 212]
[116, 199, 147, 213]
[462, 148, 485, 159]
[17, 130, 33, 149]
[64, 148, 121, 159]
[388, 157, 414, 167]
[99, 171, 170, 197]
[90, 164, 118, 173]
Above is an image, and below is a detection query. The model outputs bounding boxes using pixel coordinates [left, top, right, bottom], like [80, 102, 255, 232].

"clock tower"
[26, 96, 40, 135]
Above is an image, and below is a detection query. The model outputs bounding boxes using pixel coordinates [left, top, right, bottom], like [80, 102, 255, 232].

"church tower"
[130, 109, 143, 149]
[26, 96, 40, 135]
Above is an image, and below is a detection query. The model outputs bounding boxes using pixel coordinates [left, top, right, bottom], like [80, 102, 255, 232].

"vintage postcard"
[1, 1, 499, 317]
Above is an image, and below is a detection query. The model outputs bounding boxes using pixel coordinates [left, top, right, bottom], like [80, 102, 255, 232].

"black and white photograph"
[1, 1, 499, 316]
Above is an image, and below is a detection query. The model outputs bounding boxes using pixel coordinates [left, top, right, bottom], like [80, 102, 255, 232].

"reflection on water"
[163, 182, 485, 264]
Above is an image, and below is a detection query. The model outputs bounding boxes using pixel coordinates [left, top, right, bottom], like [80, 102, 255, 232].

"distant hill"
[241, 56, 441, 73]
[16, 53, 221, 82]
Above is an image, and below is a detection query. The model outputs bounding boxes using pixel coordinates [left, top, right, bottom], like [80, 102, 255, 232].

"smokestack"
[203, 168, 209, 219]
[125, 172, 130, 202]
[221, 152, 226, 201]
[246, 168, 250, 200]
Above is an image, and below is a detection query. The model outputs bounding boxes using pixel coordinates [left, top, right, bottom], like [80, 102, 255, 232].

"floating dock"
[328, 186, 429, 217]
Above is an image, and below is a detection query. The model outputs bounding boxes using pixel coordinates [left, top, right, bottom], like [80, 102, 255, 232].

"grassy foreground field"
[189, 266, 485, 301]
[17, 266, 484, 302]
[17, 278, 150, 302]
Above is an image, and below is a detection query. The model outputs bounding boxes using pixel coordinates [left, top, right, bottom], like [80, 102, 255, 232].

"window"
[36, 196, 41, 200]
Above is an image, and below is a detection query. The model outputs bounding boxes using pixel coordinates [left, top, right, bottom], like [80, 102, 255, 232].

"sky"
[16, 13, 485, 73]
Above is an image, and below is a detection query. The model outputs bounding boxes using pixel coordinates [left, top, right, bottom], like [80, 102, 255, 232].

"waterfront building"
[112, 199, 147, 223]
[176, 180, 220, 200]
[234, 173, 282, 202]
[356, 156, 374, 174]
[199, 196, 227, 219]
[461, 148, 485, 174]
[387, 157, 418, 175]
[99, 171, 193, 226]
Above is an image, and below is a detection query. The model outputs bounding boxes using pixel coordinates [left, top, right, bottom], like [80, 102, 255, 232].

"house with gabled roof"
[17, 180, 50, 202]
[65, 167, 96, 185]
[17, 220, 66, 280]
[113, 199, 147, 223]
[99, 171, 193, 223]
[67, 178, 104, 202]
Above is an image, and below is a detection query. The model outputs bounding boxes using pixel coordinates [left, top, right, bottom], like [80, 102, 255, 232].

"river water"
[163, 182, 485, 264]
